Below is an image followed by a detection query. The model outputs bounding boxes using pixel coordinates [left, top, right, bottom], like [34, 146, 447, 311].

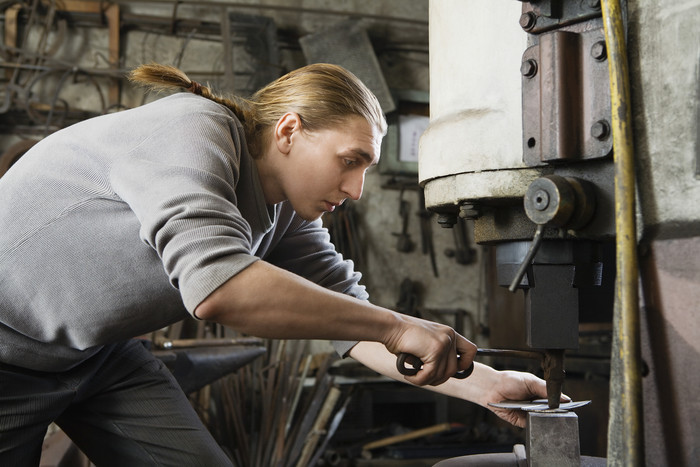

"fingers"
[397, 340, 476, 386]
[401, 353, 453, 387]
[388, 315, 476, 386]
[455, 336, 477, 372]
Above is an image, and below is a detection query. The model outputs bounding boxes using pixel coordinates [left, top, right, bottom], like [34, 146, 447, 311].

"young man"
[0, 63, 550, 466]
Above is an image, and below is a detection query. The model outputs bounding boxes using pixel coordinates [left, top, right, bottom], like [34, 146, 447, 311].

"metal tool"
[471, 347, 565, 409]
[396, 352, 474, 379]
[418, 189, 439, 277]
[489, 399, 591, 412]
[392, 190, 414, 253]
[398, 348, 566, 409]
[154, 336, 264, 349]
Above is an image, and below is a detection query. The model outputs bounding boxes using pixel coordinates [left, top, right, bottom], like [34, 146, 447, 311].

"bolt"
[520, 59, 538, 78]
[533, 189, 550, 211]
[459, 203, 481, 220]
[519, 12, 537, 31]
[591, 120, 610, 140]
[591, 41, 607, 61]
[437, 213, 458, 229]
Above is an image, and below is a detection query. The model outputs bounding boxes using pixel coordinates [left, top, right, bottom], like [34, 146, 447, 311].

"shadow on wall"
[640, 236, 700, 467]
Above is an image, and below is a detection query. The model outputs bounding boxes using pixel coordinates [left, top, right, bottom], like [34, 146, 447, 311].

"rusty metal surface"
[526, 411, 581, 466]
[521, 25, 613, 166]
[520, 0, 604, 34]
[471, 160, 615, 244]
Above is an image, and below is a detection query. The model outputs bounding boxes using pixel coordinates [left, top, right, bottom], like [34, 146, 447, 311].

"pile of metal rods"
[199, 339, 349, 467]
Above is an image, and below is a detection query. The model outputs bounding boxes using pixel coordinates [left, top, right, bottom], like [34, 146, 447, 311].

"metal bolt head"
[459, 203, 481, 220]
[437, 214, 457, 229]
[591, 120, 610, 140]
[591, 41, 607, 61]
[519, 12, 537, 31]
[520, 59, 538, 78]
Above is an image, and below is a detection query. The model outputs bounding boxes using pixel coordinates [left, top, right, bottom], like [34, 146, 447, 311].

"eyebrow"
[346, 148, 378, 166]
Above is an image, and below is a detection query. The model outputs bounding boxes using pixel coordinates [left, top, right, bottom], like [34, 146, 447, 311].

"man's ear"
[274, 112, 302, 155]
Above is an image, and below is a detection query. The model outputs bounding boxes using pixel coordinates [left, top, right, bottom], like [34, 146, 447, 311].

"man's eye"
[343, 158, 357, 167]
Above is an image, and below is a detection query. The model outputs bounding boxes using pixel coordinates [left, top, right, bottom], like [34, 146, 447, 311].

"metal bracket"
[521, 26, 612, 166]
[519, 0, 603, 35]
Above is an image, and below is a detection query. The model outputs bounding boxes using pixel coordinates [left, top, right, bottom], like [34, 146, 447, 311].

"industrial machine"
[420, 0, 700, 465]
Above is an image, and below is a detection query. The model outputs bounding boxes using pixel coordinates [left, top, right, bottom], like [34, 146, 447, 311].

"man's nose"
[341, 171, 365, 201]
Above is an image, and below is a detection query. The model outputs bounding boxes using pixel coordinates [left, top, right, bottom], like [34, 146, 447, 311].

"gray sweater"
[0, 93, 364, 371]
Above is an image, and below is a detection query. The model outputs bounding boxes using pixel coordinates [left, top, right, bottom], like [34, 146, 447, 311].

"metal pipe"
[601, 1, 644, 465]
[74, 0, 429, 26]
[155, 337, 264, 349]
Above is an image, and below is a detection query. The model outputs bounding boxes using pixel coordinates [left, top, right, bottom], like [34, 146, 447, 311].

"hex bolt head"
[520, 59, 538, 78]
[591, 41, 607, 61]
[437, 214, 457, 229]
[591, 120, 610, 140]
[586, 0, 602, 10]
[519, 12, 537, 31]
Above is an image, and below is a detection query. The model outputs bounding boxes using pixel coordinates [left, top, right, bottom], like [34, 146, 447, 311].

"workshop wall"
[0, 0, 486, 350]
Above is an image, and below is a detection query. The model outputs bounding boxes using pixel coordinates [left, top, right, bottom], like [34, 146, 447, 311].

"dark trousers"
[0, 339, 233, 466]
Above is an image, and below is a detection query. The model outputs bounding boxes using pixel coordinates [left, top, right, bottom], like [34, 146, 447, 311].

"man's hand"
[382, 314, 477, 387]
[483, 370, 570, 428]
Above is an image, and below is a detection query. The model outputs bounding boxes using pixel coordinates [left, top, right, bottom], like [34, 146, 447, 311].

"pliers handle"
[396, 352, 474, 379]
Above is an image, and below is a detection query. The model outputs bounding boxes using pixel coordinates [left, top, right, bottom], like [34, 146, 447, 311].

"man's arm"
[194, 260, 477, 387]
[348, 341, 557, 428]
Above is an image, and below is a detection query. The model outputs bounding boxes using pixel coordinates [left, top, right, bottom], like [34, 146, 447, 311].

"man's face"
[283, 116, 381, 221]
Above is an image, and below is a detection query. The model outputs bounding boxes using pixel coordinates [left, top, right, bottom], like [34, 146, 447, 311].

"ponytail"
[128, 63, 251, 125]
[128, 62, 386, 159]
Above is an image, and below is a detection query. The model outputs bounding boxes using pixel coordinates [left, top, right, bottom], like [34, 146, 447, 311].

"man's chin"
[298, 211, 324, 222]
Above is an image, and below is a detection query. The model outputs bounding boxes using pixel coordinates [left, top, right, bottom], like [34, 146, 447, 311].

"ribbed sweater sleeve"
[108, 99, 259, 313]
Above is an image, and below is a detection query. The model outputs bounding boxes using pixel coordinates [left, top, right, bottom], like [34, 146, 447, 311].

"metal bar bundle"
[200, 340, 346, 467]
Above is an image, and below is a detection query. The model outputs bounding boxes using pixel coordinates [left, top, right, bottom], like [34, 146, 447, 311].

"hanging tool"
[448, 217, 476, 265]
[418, 189, 439, 277]
[392, 188, 414, 253]
[395, 278, 420, 318]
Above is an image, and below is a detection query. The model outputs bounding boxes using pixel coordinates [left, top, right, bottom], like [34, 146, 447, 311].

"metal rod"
[476, 348, 544, 361]
[601, 0, 644, 465]
[71, 0, 429, 26]
[155, 337, 264, 348]
[508, 223, 545, 292]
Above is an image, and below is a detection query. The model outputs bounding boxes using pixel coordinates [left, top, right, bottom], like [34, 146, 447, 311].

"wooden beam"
[105, 4, 121, 108]
[55, 1, 101, 13]
[54, 1, 122, 108]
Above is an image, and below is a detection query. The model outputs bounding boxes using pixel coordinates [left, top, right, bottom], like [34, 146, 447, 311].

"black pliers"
[396, 353, 474, 379]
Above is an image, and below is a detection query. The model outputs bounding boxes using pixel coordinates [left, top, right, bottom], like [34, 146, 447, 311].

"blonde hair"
[128, 63, 387, 157]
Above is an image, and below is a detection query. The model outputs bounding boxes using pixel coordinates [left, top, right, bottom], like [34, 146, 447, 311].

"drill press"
[419, 0, 619, 464]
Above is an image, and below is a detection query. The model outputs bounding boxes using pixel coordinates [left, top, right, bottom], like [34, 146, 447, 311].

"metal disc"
[489, 399, 592, 412]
